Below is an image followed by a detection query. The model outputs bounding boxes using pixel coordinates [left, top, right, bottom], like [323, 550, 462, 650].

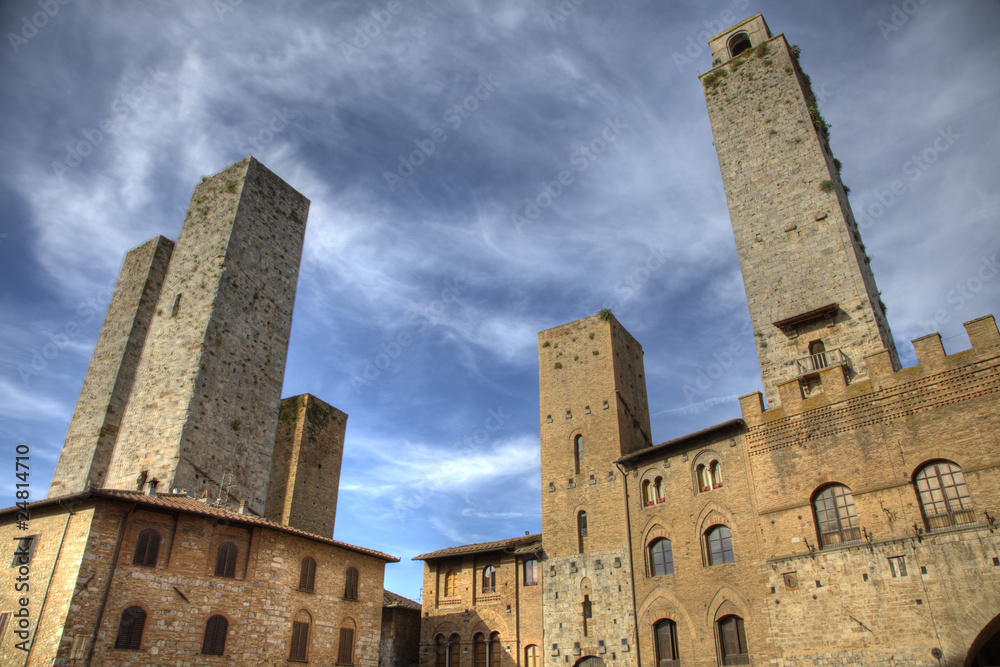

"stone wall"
[49, 236, 173, 496]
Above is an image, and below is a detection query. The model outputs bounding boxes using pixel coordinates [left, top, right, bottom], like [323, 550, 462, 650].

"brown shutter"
[337, 627, 355, 664]
[345, 567, 358, 599]
[133, 530, 149, 565]
[290, 621, 309, 661]
[300, 557, 316, 591]
[115, 607, 146, 650]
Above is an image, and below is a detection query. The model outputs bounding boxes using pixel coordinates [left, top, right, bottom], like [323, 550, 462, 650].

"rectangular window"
[337, 627, 355, 665]
[10, 535, 38, 567]
[0, 612, 10, 642]
[889, 556, 907, 578]
[290, 621, 309, 661]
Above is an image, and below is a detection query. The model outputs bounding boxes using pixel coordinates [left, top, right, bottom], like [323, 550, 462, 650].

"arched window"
[344, 566, 359, 599]
[132, 528, 161, 568]
[489, 632, 501, 667]
[654, 619, 679, 666]
[444, 569, 457, 596]
[114, 606, 146, 650]
[709, 461, 722, 488]
[813, 484, 861, 547]
[643, 480, 654, 505]
[654, 476, 664, 501]
[214, 541, 237, 578]
[718, 615, 749, 665]
[435, 635, 447, 667]
[289, 610, 311, 661]
[525, 644, 540, 667]
[337, 619, 356, 666]
[706, 525, 734, 565]
[482, 565, 496, 593]
[448, 633, 461, 667]
[915, 461, 975, 530]
[574, 434, 584, 473]
[202, 614, 228, 655]
[649, 538, 674, 576]
[809, 340, 828, 370]
[524, 558, 538, 586]
[299, 556, 316, 592]
[577, 510, 588, 553]
[474, 633, 487, 667]
[728, 31, 751, 58]
[697, 464, 710, 492]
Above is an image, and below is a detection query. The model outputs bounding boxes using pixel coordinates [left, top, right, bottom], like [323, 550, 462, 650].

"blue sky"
[1, 1, 998, 601]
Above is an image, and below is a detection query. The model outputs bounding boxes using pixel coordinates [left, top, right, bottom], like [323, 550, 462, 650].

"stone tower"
[51, 157, 310, 514]
[538, 312, 651, 662]
[701, 14, 899, 408]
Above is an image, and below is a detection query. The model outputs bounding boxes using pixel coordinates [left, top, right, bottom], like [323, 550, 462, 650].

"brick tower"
[52, 157, 310, 514]
[701, 14, 899, 408]
[538, 312, 651, 662]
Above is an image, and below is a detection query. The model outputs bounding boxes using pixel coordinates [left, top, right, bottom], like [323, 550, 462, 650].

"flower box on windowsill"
[656, 497, 665, 503]
[713, 482, 723, 489]
[700, 486, 710, 492]
[646, 501, 654, 506]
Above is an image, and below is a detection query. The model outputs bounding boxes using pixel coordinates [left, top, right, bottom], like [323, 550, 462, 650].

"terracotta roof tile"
[413, 533, 542, 561]
[384, 590, 421, 610]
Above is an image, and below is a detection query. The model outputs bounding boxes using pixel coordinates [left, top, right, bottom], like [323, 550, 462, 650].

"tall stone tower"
[701, 14, 899, 408]
[50, 157, 310, 515]
[538, 312, 651, 662]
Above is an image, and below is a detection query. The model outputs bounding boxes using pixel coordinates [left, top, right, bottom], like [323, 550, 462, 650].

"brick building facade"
[413, 14, 1000, 667]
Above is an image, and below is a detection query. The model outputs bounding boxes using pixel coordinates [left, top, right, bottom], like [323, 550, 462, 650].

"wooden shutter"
[290, 621, 309, 661]
[474, 635, 487, 667]
[216, 542, 237, 577]
[300, 557, 316, 592]
[114, 607, 146, 650]
[345, 567, 359, 599]
[134, 529, 161, 567]
[202, 615, 228, 655]
[337, 627, 355, 664]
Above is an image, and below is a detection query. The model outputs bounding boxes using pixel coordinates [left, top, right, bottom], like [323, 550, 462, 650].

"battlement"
[739, 314, 1000, 425]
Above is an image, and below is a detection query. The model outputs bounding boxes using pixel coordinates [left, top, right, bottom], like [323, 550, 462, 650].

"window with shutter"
[300, 556, 317, 592]
[718, 615, 749, 665]
[654, 619, 679, 666]
[337, 627, 355, 664]
[474, 633, 487, 667]
[344, 566, 359, 599]
[448, 633, 461, 667]
[290, 620, 310, 661]
[114, 606, 146, 650]
[488, 632, 501, 667]
[215, 542, 237, 578]
[133, 529, 161, 567]
[202, 615, 228, 655]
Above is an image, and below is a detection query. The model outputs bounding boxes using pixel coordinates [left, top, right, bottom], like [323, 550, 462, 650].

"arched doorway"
[967, 613, 1000, 666]
[574, 657, 606, 667]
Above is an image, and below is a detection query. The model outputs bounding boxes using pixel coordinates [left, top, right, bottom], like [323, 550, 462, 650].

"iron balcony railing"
[794, 348, 849, 378]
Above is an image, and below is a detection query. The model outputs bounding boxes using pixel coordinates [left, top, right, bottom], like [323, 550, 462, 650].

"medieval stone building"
[416, 15, 1000, 667]
[1, 157, 401, 665]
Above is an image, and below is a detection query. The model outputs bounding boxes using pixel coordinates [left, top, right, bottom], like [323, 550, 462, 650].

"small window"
[524, 558, 538, 586]
[654, 476, 664, 500]
[337, 622, 356, 665]
[133, 529, 161, 568]
[525, 644, 540, 667]
[11, 535, 38, 567]
[114, 606, 146, 650]
[290, 611, 311, 662]
[654, 619, 679, 666]
[728, 31, 752, 58]
[202, 615, 228, 655]
[889, 555, 907, 578]
[577, 510, 588, 553]
[697, 464, 709, 492]
[299, 556, 317, 592]
[718, 615, 749, 665]
[444, 568, 457, 596]
[649, 538, 674, 576]
[574, 434, 584, 473]
[813, 485, 861, 547]
[215, 542, 237, 578]
[582, 594, 592, 636]
[706, 525, 734, 565]
[171, 293, 182, 317]
[709, 461, 722, 488]
[344, 566, 359, 599]
[809, 340, 828, 371]
[482, 564, 496, 593]
[914, 461, 975, 530]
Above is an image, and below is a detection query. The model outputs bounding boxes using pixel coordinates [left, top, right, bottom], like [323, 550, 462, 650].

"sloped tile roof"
[1, 489, 398, 562]
[413, 533, 542, 561]
[384, 590, 421, 610]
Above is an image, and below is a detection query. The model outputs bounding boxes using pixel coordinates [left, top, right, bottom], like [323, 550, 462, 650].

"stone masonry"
[702, 15, 899, 409]
[48, 236, 174, 497]
[99, 157, 310, 513]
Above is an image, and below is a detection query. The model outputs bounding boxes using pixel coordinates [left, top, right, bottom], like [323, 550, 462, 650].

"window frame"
[482, 564, 497, 594]
[524, 558, 538, 586]
[214, 541, 237, 578]
[717, 614, 749, 665]
[654, 618, 679, 666]
[706, 525, 734, 565]
[299, 556, 317, 592]
[444, 568, 457, 597]
[344, 566, 360, 600]
[727, 31, 752, 59]
[132, 528, 161, 568]
[812, 484, 861, 547]
[648, 537, 674, 576]
[114, 606, 147, 651]
[337, 624, 356, 665]
[290, 618, 310, 662]
[201, 614, 229, 656]
[914, 461, 976, 530]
